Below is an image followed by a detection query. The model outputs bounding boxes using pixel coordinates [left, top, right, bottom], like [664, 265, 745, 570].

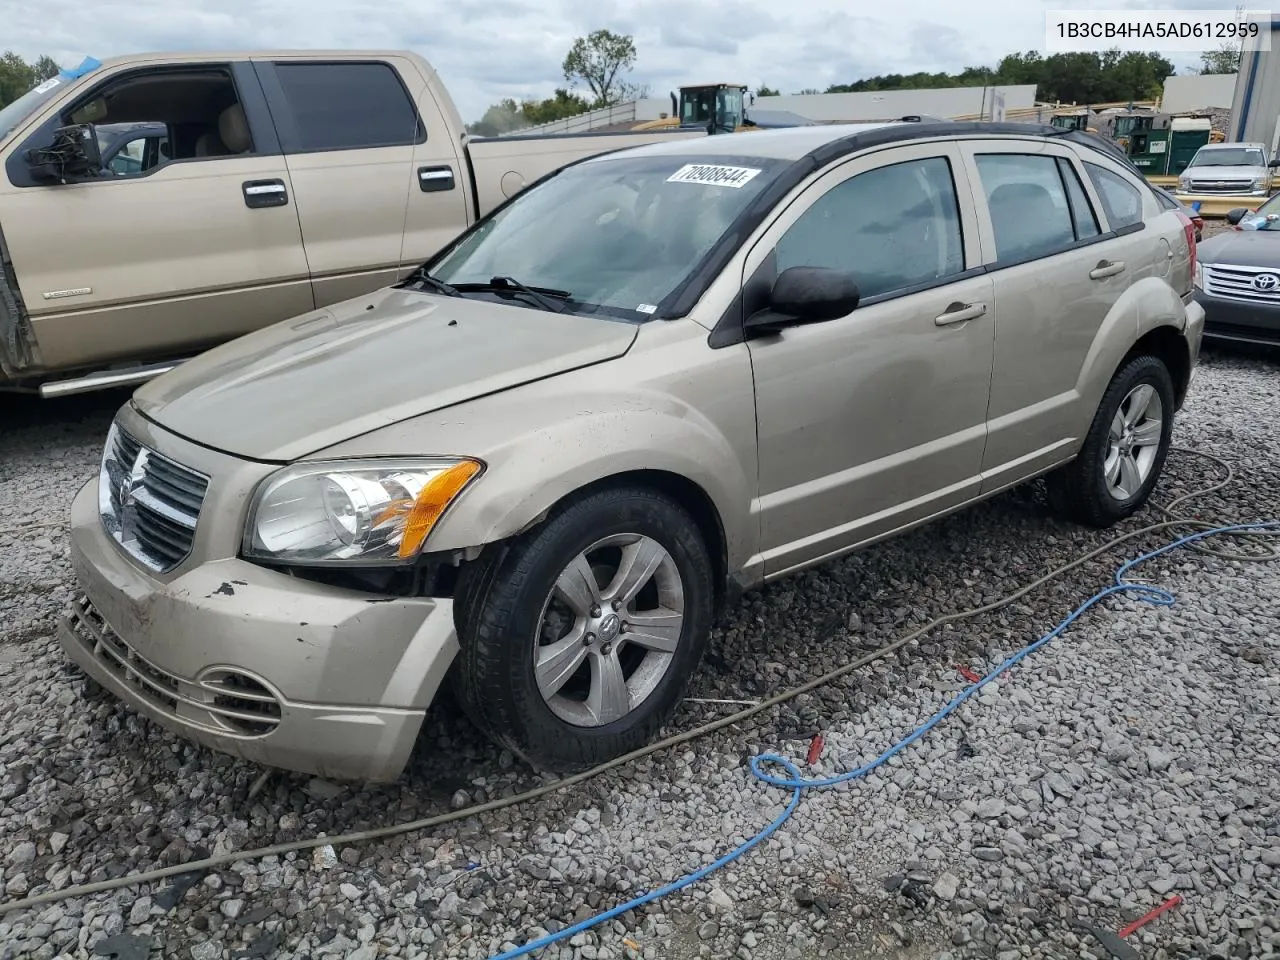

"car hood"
[1197, 230, 1280, 268]
[1182, 164, 1265, 179]
[132, 287, 638, 462]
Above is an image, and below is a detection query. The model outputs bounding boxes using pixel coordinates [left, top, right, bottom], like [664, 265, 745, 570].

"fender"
[1072, 274, 1188, 436]
[317, 368, 760, 574]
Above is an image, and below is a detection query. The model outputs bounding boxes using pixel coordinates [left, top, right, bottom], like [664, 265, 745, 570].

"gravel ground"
[1, 344, 1279, 960]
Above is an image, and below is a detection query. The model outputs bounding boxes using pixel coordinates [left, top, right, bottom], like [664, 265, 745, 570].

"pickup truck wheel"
[455, 486, 714, 771]
[1046, 354, 1175, 528]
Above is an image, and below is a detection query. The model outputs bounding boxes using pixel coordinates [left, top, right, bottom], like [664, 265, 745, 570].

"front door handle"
[935, 302, 986, 326]
[243, 179, 288, 209]
[1089, 259, 1126, 280]
[418, 165, 456, 192]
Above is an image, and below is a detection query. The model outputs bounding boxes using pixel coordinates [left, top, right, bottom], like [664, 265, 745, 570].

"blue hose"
[488, 521, 1279, 959]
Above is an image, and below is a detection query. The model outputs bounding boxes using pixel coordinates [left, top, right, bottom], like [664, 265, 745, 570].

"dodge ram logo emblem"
[1253, 273, 1280, 292]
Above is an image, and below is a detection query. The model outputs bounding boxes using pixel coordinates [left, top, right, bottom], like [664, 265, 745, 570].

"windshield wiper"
[452, 276, 572, 313]
[400, 268, 460, 297]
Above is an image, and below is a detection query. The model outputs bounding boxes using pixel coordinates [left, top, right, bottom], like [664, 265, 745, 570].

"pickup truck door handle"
[1089, 259, 1126, 280]
[934, 302, 987, 326]
[242, 179, 288, 209]
[418, 165, 456, 192]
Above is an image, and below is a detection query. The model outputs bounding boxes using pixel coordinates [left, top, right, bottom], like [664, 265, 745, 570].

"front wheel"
[1046, 354, 1175, 527]
[454, 486, 715, 771]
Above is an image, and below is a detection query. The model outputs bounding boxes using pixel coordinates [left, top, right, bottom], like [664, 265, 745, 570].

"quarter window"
[1085, 162, 1145, 231]
[1057, 158, 1101, 240]
[273, 62, 423, 152]
[974, 154, 1079, 263]
[774, 156, 966, 302]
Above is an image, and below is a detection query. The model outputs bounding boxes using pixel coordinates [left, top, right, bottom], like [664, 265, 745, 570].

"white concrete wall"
[753, 85, 1038, 122]
[1162, 73, 1238, 113]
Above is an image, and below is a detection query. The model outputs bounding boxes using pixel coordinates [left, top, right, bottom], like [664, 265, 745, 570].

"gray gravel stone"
[0, 354, 1276, 960]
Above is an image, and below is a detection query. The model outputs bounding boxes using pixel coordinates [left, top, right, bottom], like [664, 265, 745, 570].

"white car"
[1177, 141, 1280, 199]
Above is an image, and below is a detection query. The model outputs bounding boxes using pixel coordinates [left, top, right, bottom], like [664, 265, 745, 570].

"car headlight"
[1177, 177, 1191, 192]
[243, 458, 483, 565]
[1254, 177, 1270, 192]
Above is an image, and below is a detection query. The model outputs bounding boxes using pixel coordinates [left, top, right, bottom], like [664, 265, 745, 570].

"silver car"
[62, 121, 1205, 781]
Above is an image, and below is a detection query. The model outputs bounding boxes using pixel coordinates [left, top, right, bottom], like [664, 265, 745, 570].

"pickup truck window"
[272, 62, 424, 152]
[0, 77, 65, 141]
[1190, 147, 1266, 167]
[429, 153, 788, 320]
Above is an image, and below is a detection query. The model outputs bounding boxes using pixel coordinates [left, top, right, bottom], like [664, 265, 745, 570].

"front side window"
[274, 62, 423, 151]
[1085, 162, 1144, 230]
[430, 153, 787, 320]
[975, 153, 1078, 263]
[774, 156, 966, 301]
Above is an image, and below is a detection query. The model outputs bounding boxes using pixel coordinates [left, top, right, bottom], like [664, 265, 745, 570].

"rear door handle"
[243, 179, 288, 209]
[418, 165, 456, 192]
[1089, 259, 1126, 280]
[934, 302, 986, 326]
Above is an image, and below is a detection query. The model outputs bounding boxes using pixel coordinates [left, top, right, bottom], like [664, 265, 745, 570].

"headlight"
[1177, 178, 1190, 192]
[1254, 177, 1270, 192]
[243, 458, 483, 565]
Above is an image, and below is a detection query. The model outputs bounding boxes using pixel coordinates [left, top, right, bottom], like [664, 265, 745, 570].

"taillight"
[1174, 208, 1196, 292]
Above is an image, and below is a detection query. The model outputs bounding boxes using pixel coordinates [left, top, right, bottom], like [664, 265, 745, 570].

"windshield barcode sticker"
[667, 164, 762, 188]
[636, 303, 657, 314]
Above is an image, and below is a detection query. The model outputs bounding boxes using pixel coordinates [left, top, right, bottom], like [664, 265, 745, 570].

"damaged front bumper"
[61, 438, 462, 781]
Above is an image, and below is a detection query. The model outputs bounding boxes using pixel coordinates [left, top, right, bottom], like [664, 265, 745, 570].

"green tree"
[466, 99, 524, 137]
[563, 29, 638, 106]
[1, 51, 61, 109]
[1200, 44, 1241, 74]
[756, 84, 780, 97]
[824, 49, 1173, 104]
[520, 88, 593, 125]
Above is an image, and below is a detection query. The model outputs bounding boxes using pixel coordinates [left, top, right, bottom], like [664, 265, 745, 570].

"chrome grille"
[99, 423, 209, 573]
[68, 596, 283, 738]
[1187, 179, 1257, 194]
[1204, 264, 1280, 305]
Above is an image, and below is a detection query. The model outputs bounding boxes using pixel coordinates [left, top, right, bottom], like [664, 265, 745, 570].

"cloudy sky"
[3, 0, 1222, 122]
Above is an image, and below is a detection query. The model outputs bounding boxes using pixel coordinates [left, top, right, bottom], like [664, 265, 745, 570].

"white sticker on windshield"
[636, 303, 657, 314]
[33, 77, 61, 94]
[667, 163, 762, 188]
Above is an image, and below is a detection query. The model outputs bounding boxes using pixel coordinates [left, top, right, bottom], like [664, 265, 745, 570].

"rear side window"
[272, 62, 423, 152]
[774, 156, 966, 302]
[1084, 163, 1144, 231]
[1057, 158, 1101, 240]
[974, 154, 1078, 263]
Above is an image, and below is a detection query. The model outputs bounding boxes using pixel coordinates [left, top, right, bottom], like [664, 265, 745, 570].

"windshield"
[1191, 147, 1266, 167]
[429, 153, 788, 320]
[1238, 193, 1280, 231]
[0, 76, 66, 142]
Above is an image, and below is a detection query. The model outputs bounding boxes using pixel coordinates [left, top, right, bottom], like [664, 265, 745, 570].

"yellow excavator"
[632, 83, 762, 134]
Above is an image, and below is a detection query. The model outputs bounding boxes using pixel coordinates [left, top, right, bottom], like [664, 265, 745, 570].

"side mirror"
[26, 123, 103, 181]
[745, 266, 860, 335]
[1269, 158, 1280, 168]
[1225, 207, 1249, 225]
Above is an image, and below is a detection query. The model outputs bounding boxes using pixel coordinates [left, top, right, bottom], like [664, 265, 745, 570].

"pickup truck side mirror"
[1225, 207, 1249, 225]
[745, 265, 860, 336]
[25, 123, 103, 182]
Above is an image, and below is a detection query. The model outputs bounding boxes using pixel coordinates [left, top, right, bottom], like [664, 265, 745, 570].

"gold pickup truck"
[0, 50, 704, 397]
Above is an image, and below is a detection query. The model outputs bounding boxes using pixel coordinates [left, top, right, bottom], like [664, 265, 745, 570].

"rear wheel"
[1047, 354, 1175, 527]
[454, 486, 714, 771]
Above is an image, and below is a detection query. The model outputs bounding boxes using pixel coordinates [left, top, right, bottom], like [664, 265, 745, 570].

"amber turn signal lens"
[397, 459, 482, 558]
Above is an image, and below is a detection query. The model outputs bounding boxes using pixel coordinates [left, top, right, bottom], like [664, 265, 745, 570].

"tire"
[454, 486, 715, 771]
[1046, 354, 1175, 528]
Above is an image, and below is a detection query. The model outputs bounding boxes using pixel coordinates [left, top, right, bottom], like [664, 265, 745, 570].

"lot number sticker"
[667, 164, 762, 188]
